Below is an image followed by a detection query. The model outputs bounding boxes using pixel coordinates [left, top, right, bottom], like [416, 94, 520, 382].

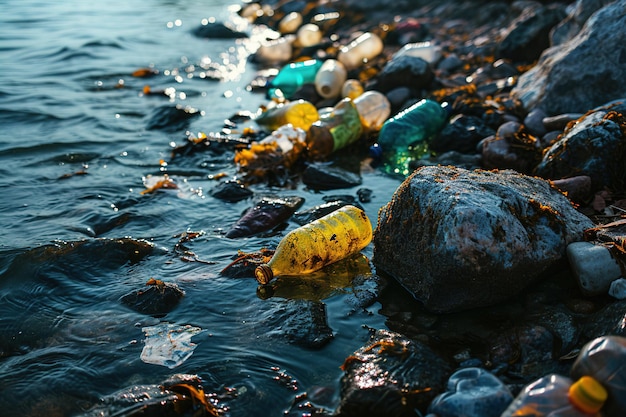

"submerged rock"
[263, 299, 334, 349]
[192, 21, 248, 39]
[512, 0, 626, 114]
[146, 104, 201, 132]
[337, 329, 450, 416]
[373, 166, 594, 313]
[301, 163, 361, 190]
[120, 279, 185, 317]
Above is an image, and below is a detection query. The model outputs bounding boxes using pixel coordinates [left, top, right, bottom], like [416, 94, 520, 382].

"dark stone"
[192, 21, 248, 39]
[551, 176, 592, 204]
[293, 200, 362, 226]
[524, 108, 548, 138]
[481, 121, 542, 174]
[120, 280, 185, 317]
[512, 1, 626, 114]
[225, 196, 305, 238]
[430, 115, 495, 154]
[211, 179, 253, 202]
[373, 166, 594, 312]
[302, 163, 362, 190]
[337, 329, 451, 416]
[550, 0, 615, 46]
[376, 55, 434, 93]
[534, 104, 626, 191]
[497, 5, 566, 63]
[542, 113, 584, 131]
[580, 299, 626, 340]
[264, 299, 334, 348]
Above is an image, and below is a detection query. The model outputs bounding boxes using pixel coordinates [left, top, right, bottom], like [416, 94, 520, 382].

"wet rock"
[337, 329, 451, 416]
[534, 104, 626, 191]
[225, 195, 304, 238]
[580, 299, 626, 340]
[523, 108, 548, 138]
[551, 175, 592, 204]
[146, 104, 201, 132]
[413, 151, 482, 171]
[302, 163, 362, 190]
[550, 0, 614, 46]
[542, 112, 584, 131]
[437, 53, 463, 74]
[497, 4, 566, 63]
[375, 55, 434, 93]
[192, 21, 248, 39]
[373, 166, 594, 312]
[430, 114, 495, 154]
[481, 121, 542, 174]
[292, 199, 361, 225]
[81, 374, 223, 417]
[211, 179, 253, 202]
[120, 279, 185, 317]
[512, 0, 626, 114]
[264, 299, 334, 348]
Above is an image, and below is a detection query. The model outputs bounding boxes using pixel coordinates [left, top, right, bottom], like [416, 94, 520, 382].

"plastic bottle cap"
[568, 376, 607, 414]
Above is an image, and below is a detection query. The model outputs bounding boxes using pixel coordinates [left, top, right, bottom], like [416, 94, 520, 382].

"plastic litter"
[141, 323, 204, 369]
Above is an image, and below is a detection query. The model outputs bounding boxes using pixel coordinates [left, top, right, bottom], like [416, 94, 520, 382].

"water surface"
[0, 1, 402, 416]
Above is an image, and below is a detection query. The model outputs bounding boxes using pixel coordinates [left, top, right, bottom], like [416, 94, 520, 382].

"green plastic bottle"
[306, 97, 363, 159]
[267, 59, 323, 99]
[255, 205, 372, 285]
[377, 98, 449, 176]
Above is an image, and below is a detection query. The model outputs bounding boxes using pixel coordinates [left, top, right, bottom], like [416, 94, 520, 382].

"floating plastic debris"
[141, 323, 204, 369]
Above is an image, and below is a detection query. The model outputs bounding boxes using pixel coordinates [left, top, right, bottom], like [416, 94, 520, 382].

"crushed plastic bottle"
[500, 374, 607, 417]
[306, 97, 363, 159]
[234, 124, 307, 180]
[254, 99, 319, 132]
[267, 59, 323, 99]
[427, 367, 513, 417]
[337, 32, 384, 70]
[571, 336, 626, 417]
[353, 90, 391, 131]
[315, 59, 347, 99]
[377, 98, 449, 176]
[254, 205, 372, 284]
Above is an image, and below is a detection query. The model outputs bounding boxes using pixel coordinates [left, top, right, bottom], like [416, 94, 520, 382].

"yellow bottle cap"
[568, 376, 607, 414]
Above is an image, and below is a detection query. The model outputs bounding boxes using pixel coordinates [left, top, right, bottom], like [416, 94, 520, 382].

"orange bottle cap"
[568, 376, 607, 414]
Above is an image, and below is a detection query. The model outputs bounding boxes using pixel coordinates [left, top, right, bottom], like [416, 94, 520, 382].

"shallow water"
[0, 1, 403, 416]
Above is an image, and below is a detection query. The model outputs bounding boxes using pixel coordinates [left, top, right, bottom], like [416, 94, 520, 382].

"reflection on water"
[0, 1, 401, 416]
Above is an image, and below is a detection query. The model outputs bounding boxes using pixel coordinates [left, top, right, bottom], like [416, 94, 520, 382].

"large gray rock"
[550, 0, 615, 45]
[373, 166, 594, 313]
[512, 0, 626, 115]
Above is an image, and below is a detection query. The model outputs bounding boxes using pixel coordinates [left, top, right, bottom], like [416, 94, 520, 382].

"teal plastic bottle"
[267, 59, 323, 99]
[377, 99, 449, 176]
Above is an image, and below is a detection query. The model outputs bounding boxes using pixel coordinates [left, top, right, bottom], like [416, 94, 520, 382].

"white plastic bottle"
[315, 59, 347, 99]
[337, 32, 383, 70]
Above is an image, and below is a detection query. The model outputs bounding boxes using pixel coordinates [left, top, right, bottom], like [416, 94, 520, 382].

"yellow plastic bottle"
[255, 99, 320, 132]
[255, 205, 373, 284]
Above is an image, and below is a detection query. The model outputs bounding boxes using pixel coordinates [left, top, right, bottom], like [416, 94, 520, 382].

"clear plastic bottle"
[267, 59, 323, 99]
[377, 98, 449, 176]
[315, 59, 347, 99]
[500, 374, 607, 417]
[255, 99, 319, 132]
[392, 41, 442, 64]
[337, 32, 384, 70]
[306, 97, 363, 158]
[255, 205, 373, 284]
[571, 336, 626, 417]
[427, 367, 513, 417]
[255, 35, 294, 65]
[353, 90, 391, 131]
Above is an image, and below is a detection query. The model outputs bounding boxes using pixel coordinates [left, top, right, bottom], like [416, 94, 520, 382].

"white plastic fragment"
[141, 323, 204, 369]
[566, 241, 622, 296]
